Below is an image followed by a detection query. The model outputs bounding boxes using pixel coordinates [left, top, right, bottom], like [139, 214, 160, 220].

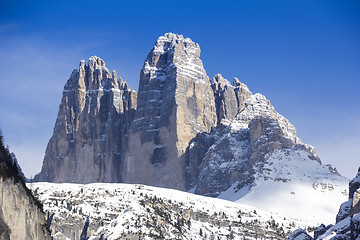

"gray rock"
[286, 228, 312, 240]
[350, 168, 360, 199]
[211, 74, 251, 124]
[336, 200, 352, 223]
[195, 93, 319, 196]
[0, 134, 50, 240]
[35, 56, 136, 183]
[123, 33, 217, 191]
[314, 224, 332, 239]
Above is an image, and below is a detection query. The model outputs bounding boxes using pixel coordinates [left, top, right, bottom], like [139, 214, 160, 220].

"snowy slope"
[218, 148, 348, 225]
[29, 182, 314, 240]
[196, 94, 348, 226]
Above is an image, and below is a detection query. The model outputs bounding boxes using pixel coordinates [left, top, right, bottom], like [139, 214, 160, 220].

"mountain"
[123, 33, 217, 190]
[29, 182, 311, 240]
[194, 93, 348, 224]
[0, 133, 50, 239]
[35, 56, 137, 183]
[287, 168, 360, 240]
[34, 33, 348, 225]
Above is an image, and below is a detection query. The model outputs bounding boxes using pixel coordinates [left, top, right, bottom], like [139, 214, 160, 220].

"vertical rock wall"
[122, 33, 217, 190]
[35, 56, 136, 183]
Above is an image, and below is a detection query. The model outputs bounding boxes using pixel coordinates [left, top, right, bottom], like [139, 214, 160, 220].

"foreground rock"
[0, 134, 50, 239]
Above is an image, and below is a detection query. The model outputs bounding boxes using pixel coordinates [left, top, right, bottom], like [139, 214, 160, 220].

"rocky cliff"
[122, 33, 217, 190]
[0, 133, 50, 239]
[35, 56, 136, 183]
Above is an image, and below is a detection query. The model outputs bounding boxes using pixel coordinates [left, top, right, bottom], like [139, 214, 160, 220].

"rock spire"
[122, 33, 217, 190]
[35, 56, 136, 183]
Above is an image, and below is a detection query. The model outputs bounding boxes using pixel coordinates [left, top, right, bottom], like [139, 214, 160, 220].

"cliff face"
[211, 74, 252, 124]
[122, 33, 217, 190]
[195, 93, 304, 196]
[35, 56, 136, 183]
[0, 134, 50, 240]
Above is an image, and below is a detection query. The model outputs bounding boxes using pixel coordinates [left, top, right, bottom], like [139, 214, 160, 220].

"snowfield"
[29, 182, 318, 240]
[218, 148, 348, 226]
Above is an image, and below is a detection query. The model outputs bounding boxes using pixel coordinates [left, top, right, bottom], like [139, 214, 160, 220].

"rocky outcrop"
[35, 56, 136, 183]
[286, 229, 312, 240]
[0, 133, 50, 239]
[122, 33, 217, 190]
[195, 93, 317, 196]
[211, 74, 252, 124]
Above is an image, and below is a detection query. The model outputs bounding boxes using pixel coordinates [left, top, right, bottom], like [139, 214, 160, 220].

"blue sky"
[0, 0, 359, 179]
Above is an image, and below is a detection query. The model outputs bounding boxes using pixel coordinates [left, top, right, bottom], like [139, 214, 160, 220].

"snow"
[218, 149, 348, 226]
[317, 217, 351, 239]
[29, 182, 311, 239]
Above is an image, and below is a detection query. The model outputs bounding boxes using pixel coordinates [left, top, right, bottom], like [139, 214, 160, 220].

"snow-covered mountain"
[29, 182, 313, 240]
[32, 33, 349, 236]
[193, 93, 348, 225]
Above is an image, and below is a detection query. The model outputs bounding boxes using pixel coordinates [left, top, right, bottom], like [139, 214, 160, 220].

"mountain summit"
[34, 33, 347, 223]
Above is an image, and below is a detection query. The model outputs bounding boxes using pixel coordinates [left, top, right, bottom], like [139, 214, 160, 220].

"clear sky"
[0, 0, 359, 179]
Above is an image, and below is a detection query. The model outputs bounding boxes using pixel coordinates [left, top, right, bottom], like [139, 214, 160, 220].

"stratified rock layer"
[122, 33, 217, 190]
[35, 56, 136, 183]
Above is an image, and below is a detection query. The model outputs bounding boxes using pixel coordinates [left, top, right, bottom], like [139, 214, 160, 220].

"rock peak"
[88, 56, 106, 68]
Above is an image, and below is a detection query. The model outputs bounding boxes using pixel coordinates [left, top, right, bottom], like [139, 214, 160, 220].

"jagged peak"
[233, 77, 252, 93]
[212, 73, 231, 87]
[232, 93, 300, 143]
[88, 56, 106, 68]
[150, 32, 200, 58]
[65, 56, 134, 92]
[78, 56, 106, 69]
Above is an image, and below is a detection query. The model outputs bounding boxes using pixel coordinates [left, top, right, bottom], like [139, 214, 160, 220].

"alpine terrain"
[29, 33, 349, 237]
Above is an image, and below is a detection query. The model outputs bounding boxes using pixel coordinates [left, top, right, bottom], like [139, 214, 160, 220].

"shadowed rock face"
[0, 134, 50, 240]
[122, 33, 217, 190]
[35, 56, 136, 183]
[211, 74, 252, 124]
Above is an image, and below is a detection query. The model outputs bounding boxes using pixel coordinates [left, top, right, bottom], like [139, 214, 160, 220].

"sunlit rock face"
[35, 56, 136, 183]
[122, 33, 217, 190]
